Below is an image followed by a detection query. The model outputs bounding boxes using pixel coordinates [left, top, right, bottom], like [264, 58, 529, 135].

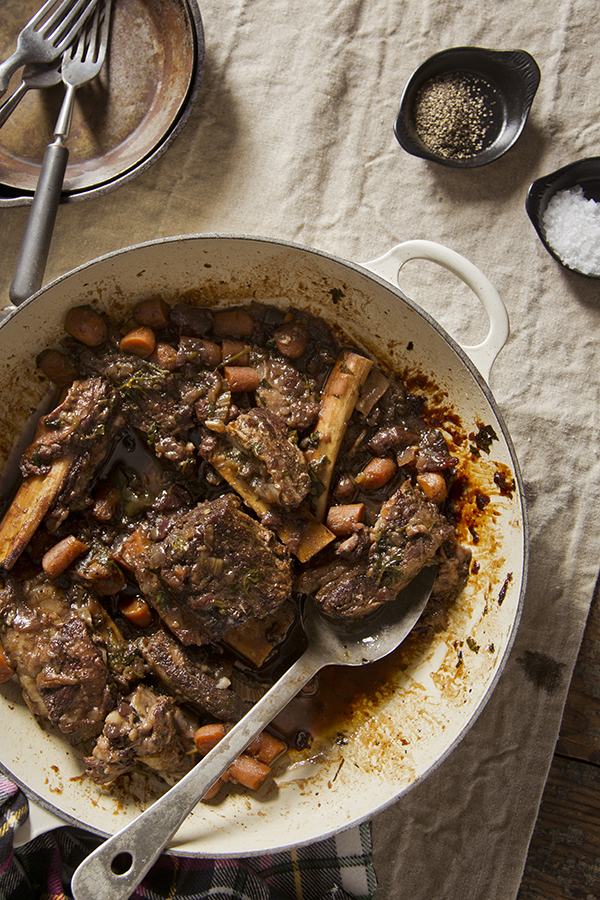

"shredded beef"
[252, 350, 320, 430]
[84, 684, 198, 785]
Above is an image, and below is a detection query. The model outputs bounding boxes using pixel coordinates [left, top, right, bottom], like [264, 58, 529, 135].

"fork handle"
[9, 141, 69, 304]
[0, 82, 28, 129]
[0, 49, 28, 95]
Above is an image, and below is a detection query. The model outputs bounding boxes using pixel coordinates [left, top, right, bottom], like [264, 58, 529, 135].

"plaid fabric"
[0, 778, 376, 900]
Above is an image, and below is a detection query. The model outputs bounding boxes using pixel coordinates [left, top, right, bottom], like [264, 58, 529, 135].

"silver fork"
[9, 0, 112, 306]
[0, 61, 64, 130]
[0, 0, 99, 95]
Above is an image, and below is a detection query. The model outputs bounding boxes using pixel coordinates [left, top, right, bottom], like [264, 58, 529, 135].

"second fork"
[9, 0, 112, 306]
[0, 0, 99, 95]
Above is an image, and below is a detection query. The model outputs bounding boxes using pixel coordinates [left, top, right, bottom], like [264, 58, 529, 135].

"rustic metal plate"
[0, 0, 203, 205]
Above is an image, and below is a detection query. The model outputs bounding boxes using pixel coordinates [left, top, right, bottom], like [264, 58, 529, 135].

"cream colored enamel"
[0, 236, 526, 857]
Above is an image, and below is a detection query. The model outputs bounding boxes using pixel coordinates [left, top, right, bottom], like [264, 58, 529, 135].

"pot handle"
[362, 240, 509, 382]
[13, 798, 64, 848]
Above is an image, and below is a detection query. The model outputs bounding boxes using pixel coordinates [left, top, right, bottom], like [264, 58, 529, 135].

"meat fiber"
[84, 683, 198, 785]
[139, 628, 252, 721]
[19, 377, 125, 528]
[200, 408, 311, 509]
[252, 350, 320, 430]
[75, 344, 227, 467]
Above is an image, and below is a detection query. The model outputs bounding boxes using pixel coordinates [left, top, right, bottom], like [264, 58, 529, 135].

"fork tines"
[32, 0, 100, 49]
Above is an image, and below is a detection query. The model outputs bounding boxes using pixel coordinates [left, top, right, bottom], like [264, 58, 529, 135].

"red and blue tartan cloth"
[0, 777, 376, 900]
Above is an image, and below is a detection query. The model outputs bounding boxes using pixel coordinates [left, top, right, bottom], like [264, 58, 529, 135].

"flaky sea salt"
[542, 185, 600, 275]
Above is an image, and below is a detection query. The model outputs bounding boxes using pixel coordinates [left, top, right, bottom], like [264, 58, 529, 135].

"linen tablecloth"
[1, 1, 600, 898]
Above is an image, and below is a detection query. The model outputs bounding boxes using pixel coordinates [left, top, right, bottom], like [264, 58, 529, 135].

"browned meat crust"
[297, 481, 452, 619]
[0, 575, 115, 743]
[122, 494, 293, 645]
[20, 377, 125, 528]
[200, 408, 311, 510]
[431, 535, 472, 604]
[20, 377, 122, 477]
[74, 345, 227, 467]
[139, 628, 252, 722]
[252, 350, 320, 430]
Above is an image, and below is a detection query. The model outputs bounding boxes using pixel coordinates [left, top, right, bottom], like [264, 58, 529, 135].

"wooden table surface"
[518, 581, 600, 898]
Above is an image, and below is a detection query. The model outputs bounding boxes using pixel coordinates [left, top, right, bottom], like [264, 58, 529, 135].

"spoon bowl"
[71, 566, 437, 900]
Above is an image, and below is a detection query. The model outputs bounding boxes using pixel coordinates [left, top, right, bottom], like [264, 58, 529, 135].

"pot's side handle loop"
[13, 798, 64, 848]
[363, 240, 509, 383]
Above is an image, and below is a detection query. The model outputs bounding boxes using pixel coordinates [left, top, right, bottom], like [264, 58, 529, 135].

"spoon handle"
[71, 646, 323, 900]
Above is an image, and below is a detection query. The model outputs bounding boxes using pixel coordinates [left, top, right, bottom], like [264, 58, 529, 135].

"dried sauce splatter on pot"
[469, 422, 499, 456]
[0, 297, 499, 799]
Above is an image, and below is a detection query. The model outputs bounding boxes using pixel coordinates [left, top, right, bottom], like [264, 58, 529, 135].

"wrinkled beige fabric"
[1, 1, 598, 897]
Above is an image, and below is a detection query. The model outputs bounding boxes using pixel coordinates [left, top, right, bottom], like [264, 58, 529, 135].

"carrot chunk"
[194, 723, 226, 755]
[194, 724, 285, 787]
[355, 456, 397, 490]
[325, 503, 365, 537]
[119, 326, 156, 358]
[245, 731, 287, 765]
[133, 297, 171, 329]
[223, 366, 260, 393]
[224, 754, 271, 791]
[118, 597, 153, 628]
[202, 778, 226, 800]
[221, 339, 249, 367]
[417, 472, 448, 504]
[213, 309, 254, 338]
[149, 342, 178, 371]
[42, 535, 88, 578]
[65, 306, 107, 346]
[36, 348, 79, 387]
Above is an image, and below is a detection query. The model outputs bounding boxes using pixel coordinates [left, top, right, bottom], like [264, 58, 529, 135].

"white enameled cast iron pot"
[0, 235, 528, 856]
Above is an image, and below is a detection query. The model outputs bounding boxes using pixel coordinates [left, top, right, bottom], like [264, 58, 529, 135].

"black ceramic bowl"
[394, 47, 540, 168]
[526, 158, 600, 279]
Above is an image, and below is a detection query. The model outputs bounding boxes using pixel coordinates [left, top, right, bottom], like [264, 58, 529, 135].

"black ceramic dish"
[526, 158, 600, 279]
[394, 47, 540, 168]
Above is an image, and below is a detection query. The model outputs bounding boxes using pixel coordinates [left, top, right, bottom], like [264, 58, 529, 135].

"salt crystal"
[541, 185, 600, 275]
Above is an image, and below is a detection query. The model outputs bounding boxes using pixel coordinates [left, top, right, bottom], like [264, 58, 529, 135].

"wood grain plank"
[556, 583, 600, 764]
[517, 754, 600, 900]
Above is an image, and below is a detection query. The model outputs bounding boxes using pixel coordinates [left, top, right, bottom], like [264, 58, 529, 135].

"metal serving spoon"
[71, 566, 436, 900]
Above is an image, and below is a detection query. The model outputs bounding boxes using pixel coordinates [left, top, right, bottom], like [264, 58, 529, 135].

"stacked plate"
[0, 0, 204, 207]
